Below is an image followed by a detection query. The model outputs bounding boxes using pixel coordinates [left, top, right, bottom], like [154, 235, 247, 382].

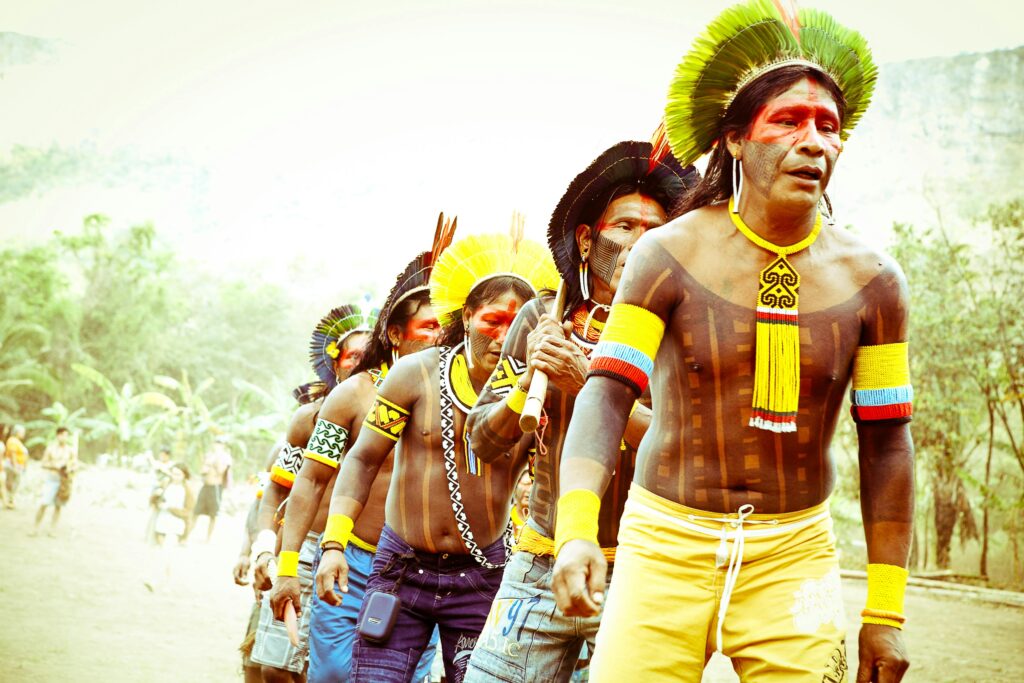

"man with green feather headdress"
[551, 1, 913, 681]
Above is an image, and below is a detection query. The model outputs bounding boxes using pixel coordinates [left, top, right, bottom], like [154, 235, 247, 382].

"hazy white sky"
[1, 0, 1020, 302]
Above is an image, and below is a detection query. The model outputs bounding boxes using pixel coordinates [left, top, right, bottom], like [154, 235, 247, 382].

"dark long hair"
[437, 276, 537, 347]
[671, 65, 846, 219]
[351, 291, 431, 376]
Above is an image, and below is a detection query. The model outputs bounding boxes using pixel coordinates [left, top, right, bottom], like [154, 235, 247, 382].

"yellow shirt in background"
[5, 437, 27, 466]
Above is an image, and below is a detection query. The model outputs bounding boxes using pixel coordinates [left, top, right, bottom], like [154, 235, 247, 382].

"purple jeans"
[352, 525, 505, 683]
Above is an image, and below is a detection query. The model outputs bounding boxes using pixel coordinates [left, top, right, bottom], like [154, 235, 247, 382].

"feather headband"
[431, 214, 560, 327]
[664, 0, 877, 167]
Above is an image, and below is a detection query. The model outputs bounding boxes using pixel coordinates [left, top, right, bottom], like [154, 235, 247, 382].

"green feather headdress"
[664, 0, 877, 167]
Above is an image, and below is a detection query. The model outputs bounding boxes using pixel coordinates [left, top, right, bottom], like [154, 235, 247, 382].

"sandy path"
[1, 464, 1021, 682]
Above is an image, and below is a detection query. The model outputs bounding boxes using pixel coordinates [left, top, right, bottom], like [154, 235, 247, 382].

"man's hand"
[232, 553, 251, 586]
[551, 539, 606, 617]
[252, 552, 275, 591]
[314, 548, 350, 606]
[269, 575, 303, 621]
[856, 624, 910, 682]
[524, 315, 588, 396]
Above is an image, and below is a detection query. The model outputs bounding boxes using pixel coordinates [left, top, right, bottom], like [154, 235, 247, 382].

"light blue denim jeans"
[463, 523, 610, 683]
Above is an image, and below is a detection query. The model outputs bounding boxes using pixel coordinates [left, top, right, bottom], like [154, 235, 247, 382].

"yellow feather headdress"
[430, 213, 560, 327]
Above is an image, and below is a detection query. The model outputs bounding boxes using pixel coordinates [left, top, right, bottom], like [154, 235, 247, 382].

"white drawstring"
[686, 504, 775, 654]
[625, 496, 830, 653]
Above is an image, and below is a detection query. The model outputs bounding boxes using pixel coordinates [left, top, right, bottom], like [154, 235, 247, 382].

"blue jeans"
[351, 525, 505, 683]
[308, 537, 437, 682]
[463, 527, 609, 683]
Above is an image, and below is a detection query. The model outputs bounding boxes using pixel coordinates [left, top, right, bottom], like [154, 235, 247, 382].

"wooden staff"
[519, 282, 567, 433]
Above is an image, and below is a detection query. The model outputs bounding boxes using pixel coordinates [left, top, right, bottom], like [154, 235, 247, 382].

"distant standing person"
[0, 427, 11, 509]
[5, 424, 28, 507]
[194, 437, 232, 542]
[32, 426, 78, 537]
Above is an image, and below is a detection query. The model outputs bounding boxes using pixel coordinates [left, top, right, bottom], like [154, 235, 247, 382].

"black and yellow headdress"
[430, 216, 560, 328]
[664, 0, 877, 167]
[376, 213, 458, 346]
[292, 381, 328, 405]
[547, 140, 698, 300]
[309, 304, 378, 387]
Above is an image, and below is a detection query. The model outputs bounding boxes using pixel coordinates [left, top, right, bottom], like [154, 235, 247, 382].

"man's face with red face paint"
[464, 289, 526, 374]
[577, 192, 667, 302]
[333, 331, 369, 379]
[733, 77, 842, 211]
[390, 302, 440, 358]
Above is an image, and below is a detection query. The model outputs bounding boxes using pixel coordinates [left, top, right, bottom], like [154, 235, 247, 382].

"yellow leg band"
[506, 386, 528, 414]
[554, 489, 601, 557]
[276, 551, 300, 578]
[321, 513, 355, 549]
[863, 563, 908, 629]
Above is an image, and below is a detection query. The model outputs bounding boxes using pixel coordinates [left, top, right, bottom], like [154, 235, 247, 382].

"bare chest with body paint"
[383, 352, 527, 555]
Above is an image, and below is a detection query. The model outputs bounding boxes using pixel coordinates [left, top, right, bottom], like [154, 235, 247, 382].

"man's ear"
[724, 132, 743, 160]
[574, 224, 592, 261]
[386, 324, 402, 347]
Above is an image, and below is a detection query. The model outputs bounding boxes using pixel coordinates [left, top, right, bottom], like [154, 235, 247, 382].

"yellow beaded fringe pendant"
[729, 198, 822, 433]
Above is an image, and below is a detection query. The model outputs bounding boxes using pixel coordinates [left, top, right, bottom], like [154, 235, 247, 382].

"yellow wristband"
[321, 513, 355, 550]
[554, 489, 601, 556]
[864, 563, 908, 629]
[276, 551, 299, 578]
[506, 386, 529, 414]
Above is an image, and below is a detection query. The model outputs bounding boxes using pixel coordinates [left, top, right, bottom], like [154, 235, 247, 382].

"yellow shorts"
[591, 485, 848, 682]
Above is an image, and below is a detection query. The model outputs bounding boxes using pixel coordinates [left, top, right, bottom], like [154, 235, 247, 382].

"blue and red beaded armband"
[587, 303, 665, 396]
[850, 342, 913, 423]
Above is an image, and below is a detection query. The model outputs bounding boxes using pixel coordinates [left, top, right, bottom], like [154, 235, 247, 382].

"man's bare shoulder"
[828, 225, 909, 296]
[285, 399, 321, 445]
[319, 372, 377, 424]
[645, 203, 733, 268]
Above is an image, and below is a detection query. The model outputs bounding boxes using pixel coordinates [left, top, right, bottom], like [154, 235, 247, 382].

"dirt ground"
[1, 464, 1021, 683]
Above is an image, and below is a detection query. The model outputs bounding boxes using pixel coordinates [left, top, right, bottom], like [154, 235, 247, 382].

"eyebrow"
[765, 103, 839, 120]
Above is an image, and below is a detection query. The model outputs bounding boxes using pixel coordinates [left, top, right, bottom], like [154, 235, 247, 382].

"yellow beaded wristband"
[554, 489, 601, 556]
[321, 513, 355, 550]
[506, 385, 529, 414]
[863, 563, 908, 629]
[276, 551, 299, 578]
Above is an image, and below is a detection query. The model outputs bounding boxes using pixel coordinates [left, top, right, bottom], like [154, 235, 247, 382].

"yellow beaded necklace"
[729, 197, 822, 433]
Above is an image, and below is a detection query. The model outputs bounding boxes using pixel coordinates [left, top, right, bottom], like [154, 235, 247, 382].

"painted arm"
[326, 357, 419, 521]
[852, 260, 914, 682]
[268, 383, 356, 619]
[552, 232, 677, 616]
[315, 356, 420, 605]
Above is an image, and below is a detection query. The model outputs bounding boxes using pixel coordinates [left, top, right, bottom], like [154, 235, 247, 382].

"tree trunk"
[933, 459, 958, 569]
[981, 401, 995, 578]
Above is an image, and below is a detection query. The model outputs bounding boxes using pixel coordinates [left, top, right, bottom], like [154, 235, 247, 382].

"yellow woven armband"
[276, 551, 299, 578]
[554, 489, 601, 556]
[321, 513, 355, 550]
[506, 385, 528, 414]
[862, 563, 908, 629]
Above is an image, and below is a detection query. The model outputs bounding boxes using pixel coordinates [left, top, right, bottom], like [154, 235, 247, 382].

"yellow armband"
[862, 563, 908, 629]
[321, 513, 355, 550]
[276, 551, 299, 578]
[554, 489, 601, 556]
[506, 384, 529, 414]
